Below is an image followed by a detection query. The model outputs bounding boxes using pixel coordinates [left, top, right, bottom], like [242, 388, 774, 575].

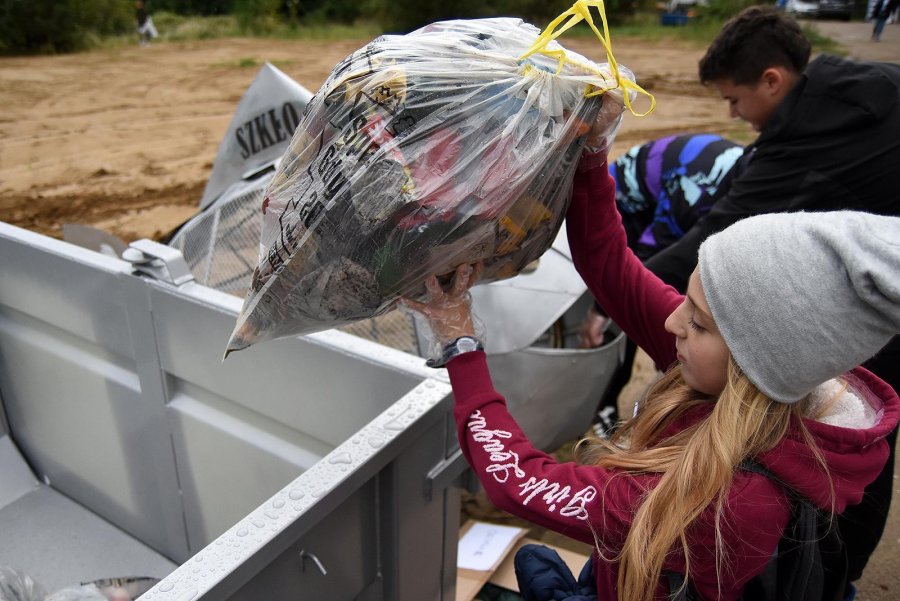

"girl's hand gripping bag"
[225, 0, 653, 355]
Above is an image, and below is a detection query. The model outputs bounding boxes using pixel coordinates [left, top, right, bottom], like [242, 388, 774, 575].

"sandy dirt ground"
[0, 34, 742, 242]
[0, 17, 897, 600]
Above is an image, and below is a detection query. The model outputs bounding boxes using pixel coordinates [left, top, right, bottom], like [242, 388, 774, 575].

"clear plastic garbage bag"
[0, 567, 157, 601]
[226, 2, 651, 355]
[0, 566, 47, 601]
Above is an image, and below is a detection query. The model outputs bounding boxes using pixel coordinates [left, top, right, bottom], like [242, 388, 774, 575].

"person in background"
[135, 1, 158, 46]
[872, 0, 899, 41]
[609, 135, 743, 265]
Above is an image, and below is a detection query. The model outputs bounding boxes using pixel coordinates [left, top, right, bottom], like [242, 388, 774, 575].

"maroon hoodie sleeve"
[446, 354, 799, 599]
[447, 351, 651, 547]
[567, 152, 682, 370]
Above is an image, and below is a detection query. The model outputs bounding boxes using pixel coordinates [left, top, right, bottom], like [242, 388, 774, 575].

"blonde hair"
[575, 357, 830, 601]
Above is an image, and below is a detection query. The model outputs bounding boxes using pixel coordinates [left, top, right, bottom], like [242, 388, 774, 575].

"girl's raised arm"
[566, 152, 682, 370]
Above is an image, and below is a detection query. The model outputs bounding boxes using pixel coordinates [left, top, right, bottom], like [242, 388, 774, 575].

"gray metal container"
[0, 224, 464, 599]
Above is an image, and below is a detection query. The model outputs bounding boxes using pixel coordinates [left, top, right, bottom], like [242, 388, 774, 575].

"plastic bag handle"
[517, 0, 656, 117]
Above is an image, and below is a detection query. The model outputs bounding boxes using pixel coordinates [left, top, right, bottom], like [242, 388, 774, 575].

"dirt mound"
[0, 35, 732, 243]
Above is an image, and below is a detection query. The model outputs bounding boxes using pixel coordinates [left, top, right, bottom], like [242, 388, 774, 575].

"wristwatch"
[426, 336, 484, 368]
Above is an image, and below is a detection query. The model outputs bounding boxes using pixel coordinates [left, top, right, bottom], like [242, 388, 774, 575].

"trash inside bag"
[226, 5, 648, 355]
[0, 566, 47, 601]
[0, 567, 157, 601]
[43, 586, 106, 601]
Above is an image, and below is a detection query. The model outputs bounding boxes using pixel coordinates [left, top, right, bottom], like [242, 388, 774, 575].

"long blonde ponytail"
[575, 357, 819, 601]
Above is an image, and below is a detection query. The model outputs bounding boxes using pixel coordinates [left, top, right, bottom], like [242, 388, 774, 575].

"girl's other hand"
[585, 93, 625, 155]
[578, 305, 609, 348]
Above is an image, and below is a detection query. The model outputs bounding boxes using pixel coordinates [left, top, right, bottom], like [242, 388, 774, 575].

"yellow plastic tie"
[518, 0, 656, 117]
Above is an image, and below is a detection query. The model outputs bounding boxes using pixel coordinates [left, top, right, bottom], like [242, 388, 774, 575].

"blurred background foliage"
[0, 0, 807, 55]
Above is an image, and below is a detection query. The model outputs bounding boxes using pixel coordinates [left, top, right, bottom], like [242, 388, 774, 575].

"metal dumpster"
[0, 223, 465, 599]
[1, 214, 623, 599]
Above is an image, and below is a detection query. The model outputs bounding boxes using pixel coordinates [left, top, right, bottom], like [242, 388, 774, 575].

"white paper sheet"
[457, 522, 526, 571]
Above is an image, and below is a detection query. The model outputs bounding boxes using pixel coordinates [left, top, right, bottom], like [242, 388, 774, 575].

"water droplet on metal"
[272, 498, 285, 508]
[328, 452, 352, 464]
[175, 588, 199, 601]
[236, 528, 248, 537]
[159, 582, 174, 592]
[289, 489, 304, 500]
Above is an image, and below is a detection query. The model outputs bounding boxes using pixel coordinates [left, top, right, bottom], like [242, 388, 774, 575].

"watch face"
[458, 337, 478, 352]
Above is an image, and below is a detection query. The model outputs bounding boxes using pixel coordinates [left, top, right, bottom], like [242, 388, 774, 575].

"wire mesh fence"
[169, 174, 421, 354]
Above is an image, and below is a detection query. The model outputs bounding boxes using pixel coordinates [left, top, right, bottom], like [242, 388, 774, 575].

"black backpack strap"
[663, 571, 702, 601]
[739, 458, 848, 601]
[665, 460, 848, 601]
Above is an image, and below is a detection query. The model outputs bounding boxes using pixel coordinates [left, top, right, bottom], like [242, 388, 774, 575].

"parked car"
[817, 0, 853, 20]
[784, 0, 852, 20]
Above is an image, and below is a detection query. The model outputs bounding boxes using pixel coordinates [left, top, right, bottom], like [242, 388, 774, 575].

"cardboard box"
[456, 520, 591, 601]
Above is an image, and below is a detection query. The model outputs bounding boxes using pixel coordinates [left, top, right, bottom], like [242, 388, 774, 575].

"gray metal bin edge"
[141, 378, 459, 601]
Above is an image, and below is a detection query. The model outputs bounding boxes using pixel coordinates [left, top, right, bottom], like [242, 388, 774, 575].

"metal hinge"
[123, 239, 194, 286]
[424, 449, 472, 501]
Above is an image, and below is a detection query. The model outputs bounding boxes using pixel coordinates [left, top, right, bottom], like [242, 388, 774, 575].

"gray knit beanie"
[698, 211, 900, 403]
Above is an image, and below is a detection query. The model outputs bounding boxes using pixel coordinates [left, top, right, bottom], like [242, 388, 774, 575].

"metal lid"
[199, 63, 313, 210]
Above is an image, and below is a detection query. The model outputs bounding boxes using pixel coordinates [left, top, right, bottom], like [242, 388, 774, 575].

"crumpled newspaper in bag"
[225, 11, 646, 355]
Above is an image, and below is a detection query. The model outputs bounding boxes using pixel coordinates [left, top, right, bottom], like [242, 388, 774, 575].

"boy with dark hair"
[698, 5, 811, 85]
[606, 5, 899, 595]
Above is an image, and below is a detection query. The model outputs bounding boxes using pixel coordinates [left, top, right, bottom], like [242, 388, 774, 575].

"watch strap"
[426, 336, 484, 368]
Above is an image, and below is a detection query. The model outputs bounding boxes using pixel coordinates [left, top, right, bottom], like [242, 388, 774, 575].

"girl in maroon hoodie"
[403, 138, 900, 600]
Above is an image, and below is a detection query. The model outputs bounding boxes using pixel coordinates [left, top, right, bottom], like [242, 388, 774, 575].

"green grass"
[151, 12, 381, 42]
[613, 14, 728, 45]
[560, 13, 727, 46]
[90, 10, 843, 59]
[152, 12, 240, 40]
[94, 11, 381, 50]
[564, 12, 845, 56]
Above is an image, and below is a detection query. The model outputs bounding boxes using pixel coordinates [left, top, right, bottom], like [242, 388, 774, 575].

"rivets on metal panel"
[299, 550, 328, 576]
